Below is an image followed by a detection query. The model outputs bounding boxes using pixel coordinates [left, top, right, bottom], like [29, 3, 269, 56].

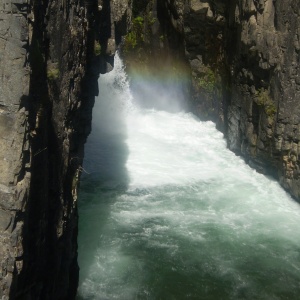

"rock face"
[155, 0, 300, 200]
[0, 0, 130, 299]
[225, 0, 300, 199]
[0, 0, 89, 298]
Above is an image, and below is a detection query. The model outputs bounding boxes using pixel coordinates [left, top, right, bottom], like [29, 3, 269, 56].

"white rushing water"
[77, 54, 300, 300]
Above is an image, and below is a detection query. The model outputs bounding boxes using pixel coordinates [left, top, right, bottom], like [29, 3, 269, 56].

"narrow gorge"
[0, 0, 300, 299]
[77, 52, 300, 299]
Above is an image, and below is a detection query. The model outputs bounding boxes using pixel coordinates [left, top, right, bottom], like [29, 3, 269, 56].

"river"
[77, 54, 300, 300]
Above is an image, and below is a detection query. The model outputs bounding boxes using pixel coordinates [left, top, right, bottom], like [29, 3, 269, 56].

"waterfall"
[77, 53, 300, 300]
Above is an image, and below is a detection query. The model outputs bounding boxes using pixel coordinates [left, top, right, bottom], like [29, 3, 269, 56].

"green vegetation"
[198, 69, 216, 93]
[124, 16, 145, 51]
[124, 32, 138, 49]
[94, 40, 101, 56]
[123, 0, 185, 81]
[256, 88, 276, 116]
[148, 12, 156, 26]
[47, 67, 60, 81]
[123, 7, 157, 52]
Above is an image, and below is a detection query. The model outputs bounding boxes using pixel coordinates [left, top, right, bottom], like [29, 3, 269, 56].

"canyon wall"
[0, 1, 90, 298]
[154, 0, 300, 200]
[0, 0, 129, 298]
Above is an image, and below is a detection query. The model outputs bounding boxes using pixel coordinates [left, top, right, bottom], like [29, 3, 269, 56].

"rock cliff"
[0, 1, 89, 298]
[0, 0, 129, 298]
[151, 0, 300, 200]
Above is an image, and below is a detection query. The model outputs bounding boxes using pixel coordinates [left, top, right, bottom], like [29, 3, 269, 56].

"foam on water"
[77, 54, 300, 300]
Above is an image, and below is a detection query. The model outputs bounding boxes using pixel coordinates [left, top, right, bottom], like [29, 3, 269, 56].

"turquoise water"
[77, 55, 300, 299]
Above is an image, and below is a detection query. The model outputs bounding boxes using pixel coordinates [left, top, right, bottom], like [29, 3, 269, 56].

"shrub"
[198, 69, 216, 93]
[94, 40, 101, 56]
[47, 68, 60, 81]
[124, 16, 145, 51]
[256, 89, 276, 116]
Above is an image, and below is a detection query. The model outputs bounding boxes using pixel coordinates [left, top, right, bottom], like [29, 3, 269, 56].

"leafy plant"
[256, 89, 276, 116]
[147, 12, 156, 26]
[198, 69, 216, 93]
[94, 40, 101, 56]
[124, 16, 145, 51]
[47, 68, 60, 81]
[133, 16, 144, 26]
[124, 32, 138, 49]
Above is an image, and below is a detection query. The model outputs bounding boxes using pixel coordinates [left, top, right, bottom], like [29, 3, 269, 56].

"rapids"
[77, 54, 300, 300]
